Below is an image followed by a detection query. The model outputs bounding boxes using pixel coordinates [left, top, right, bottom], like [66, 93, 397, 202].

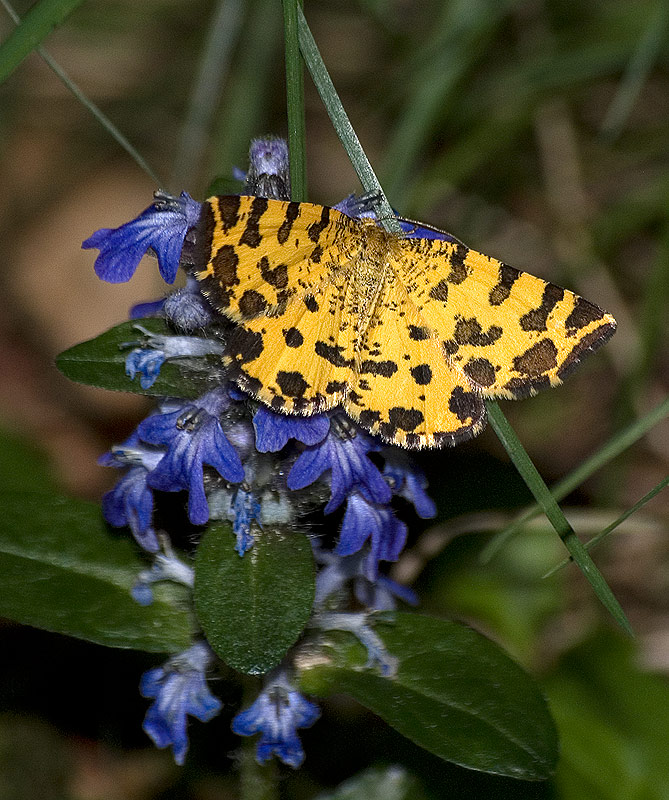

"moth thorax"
[355, 224, 394, 287]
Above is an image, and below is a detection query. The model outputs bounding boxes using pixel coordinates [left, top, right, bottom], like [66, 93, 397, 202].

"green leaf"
[298, 612, 558, 780]
[55, 318, 222, 398]
[315, 766, 426, 800]
[0, 427, 58, 493]
[0, 0, 85, 86]
[546, 631, 669, 799]
[194, 523, 315, 674]
[0, 491, 195, 651]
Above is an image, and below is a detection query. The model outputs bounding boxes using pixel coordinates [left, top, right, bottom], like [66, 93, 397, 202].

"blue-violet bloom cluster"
[85, 138, 436, 769]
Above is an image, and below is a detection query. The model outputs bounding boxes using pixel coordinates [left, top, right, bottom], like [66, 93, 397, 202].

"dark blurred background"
[0, 0, 668, 797]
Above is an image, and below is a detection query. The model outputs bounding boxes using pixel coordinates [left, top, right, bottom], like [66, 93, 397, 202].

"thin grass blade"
[543, 473, 669, 578]
[0, 0, 85, 85]
[486, 401, 631, 634]
[482, 395, 669, 561]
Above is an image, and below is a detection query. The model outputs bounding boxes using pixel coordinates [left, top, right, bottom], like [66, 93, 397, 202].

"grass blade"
[482, 395, 669, 561]
[282, 0, 307, 201]
[543, 474, 669, 578]
[486, 401, 631, 635]
[0, 0, 85, 85]
[0, 0, 163, 186]
[297, 5, 400, 232]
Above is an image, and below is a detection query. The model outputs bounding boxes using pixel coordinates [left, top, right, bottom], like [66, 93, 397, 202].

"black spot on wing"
[239, 196, 268, 248]
[358, 409, 381, 428]
[359, 360, 398, 377]
[410, 364, 432, 385]
[379, 407, 425, 440]
[408, 325, 431, 341]
[447, 244, 469, 284]
[463, 357, 496, 387]
[258, 255, 289, 289]
[226, 327, 264, 363]
[449, 385, 483, 423]
[304, 295, 319, 313]
[519, 284, 564, 332]
[315, 341, 353, 368]
[512, 338, 558, 377]
[217, 195, 241, 232]
[307, 206, 330, 243]
[238, 290, 268, 318]
[326, 380, 347, 395]
[212, 244, 239, 287]
[489, 263, 520, 305]
[453, 317, 503, 347]
[283, 327, 304, 347]
[276, 371, 309, 398]
[428, 279, 449, 302]
[565, 297, 606, 331]
[277, 201, 300, 245]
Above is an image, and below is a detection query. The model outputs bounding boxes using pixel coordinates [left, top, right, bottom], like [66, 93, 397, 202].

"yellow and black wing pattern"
[192, 195, 616, 449]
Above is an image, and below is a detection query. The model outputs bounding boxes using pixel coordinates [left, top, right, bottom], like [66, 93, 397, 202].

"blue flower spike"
[138, 389, 245, 525]
[131, 542, 195, 606]
[253, 406, 330, 453]
[337, 492, 408, 579]
[232, 671, 320, 768]
[228, 488, 262, 555]
[317, 612, 399, 677]
[140, 642, 221, 765]
[288, 426, 391, 513]
[99, 432, 166, 552]
[123, 324, 225, 390]
[82, 191, 201, 284]
[383, 455, 437, 519]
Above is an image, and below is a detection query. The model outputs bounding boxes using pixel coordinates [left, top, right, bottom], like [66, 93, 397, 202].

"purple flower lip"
[140, 642, 221, 765]
[231, 671, 319, 769]
[82, 191, 201, 285]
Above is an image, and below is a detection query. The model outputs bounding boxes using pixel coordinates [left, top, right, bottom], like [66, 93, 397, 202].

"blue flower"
[126, 349, 166, 390]
[383, 456, 437, 519]
[316, 611, 398, 676]
[99, 433, 165, 552]
[140, 642, 221, 765]
[228, 488, 261, 555]
[82, 191, 201, 284]
[253, 406, 330, 453]
[123, 326, 225, 390]
[337, 492, 407, 578]
[101, 466, 158, 552]
[313, 549, 417, 611]
[131, 547, 195, 606]
[138, 390, 245, 525]
[232, 675, 319, 768]
[163, 278, 217, 330]
[130, 298, 166, 319]
[287, 429, 390, 513]
[242, 137, 291, 199]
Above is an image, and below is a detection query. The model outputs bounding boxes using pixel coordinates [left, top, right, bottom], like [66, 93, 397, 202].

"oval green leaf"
[298, 612, 558, 780]
[0, 491, 195, 652]
[194, 523, 315, 675]
[55, 318, 223, 398]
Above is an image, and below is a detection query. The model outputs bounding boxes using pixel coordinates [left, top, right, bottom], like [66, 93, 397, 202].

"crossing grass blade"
[0, 0, 85, 85]
[482, 395, 669, 562]
[486, 401, 631, 635]
[543, 473, 669, 578]
[297, 7, 630, 633]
